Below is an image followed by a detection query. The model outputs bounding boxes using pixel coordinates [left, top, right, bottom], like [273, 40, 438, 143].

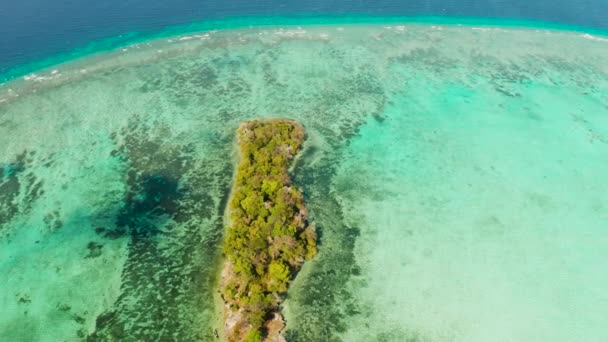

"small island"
[221, 119, 317, 342]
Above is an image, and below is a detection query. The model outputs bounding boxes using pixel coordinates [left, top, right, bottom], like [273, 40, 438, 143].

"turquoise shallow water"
[1, 22, 608, 341]
[3, 15, 608, 83]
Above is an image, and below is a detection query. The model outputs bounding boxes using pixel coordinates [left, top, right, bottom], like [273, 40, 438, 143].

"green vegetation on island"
[222, 119, 317, 342]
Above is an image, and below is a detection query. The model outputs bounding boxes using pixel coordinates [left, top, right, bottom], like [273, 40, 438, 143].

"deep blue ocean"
[1, 0, 608, 78]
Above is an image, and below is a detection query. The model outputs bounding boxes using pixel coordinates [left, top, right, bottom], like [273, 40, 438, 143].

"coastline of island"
[219, 119, 316, 342]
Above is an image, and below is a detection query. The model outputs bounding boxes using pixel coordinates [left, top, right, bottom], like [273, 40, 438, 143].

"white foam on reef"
[273, 27, 308, 37]
[472, 27, 492, 31]
[22, 72, 62, 82]
[581, 33, 608, 42]
[1, 24, 608, 341]
[22, 73, 37, 81]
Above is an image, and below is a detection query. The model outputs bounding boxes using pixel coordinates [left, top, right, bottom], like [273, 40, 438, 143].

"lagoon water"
[1, 21, 608, 342]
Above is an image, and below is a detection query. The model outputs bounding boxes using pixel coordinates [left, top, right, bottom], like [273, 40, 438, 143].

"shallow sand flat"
[332, 57, 608, 341]
[1, 24, 607, 341]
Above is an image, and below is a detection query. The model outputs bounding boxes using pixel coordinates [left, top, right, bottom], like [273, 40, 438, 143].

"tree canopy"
[223, 119, 316, 341]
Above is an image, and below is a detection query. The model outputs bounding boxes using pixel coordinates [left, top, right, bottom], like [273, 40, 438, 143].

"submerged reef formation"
[222, 119, 317, 342]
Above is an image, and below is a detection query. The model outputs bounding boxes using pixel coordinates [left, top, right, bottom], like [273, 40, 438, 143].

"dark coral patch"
[0, 150, 45, 232]
[89, 117, 233, 341]
[116, 174, 184, 238]
[85, 242, 104, 259]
